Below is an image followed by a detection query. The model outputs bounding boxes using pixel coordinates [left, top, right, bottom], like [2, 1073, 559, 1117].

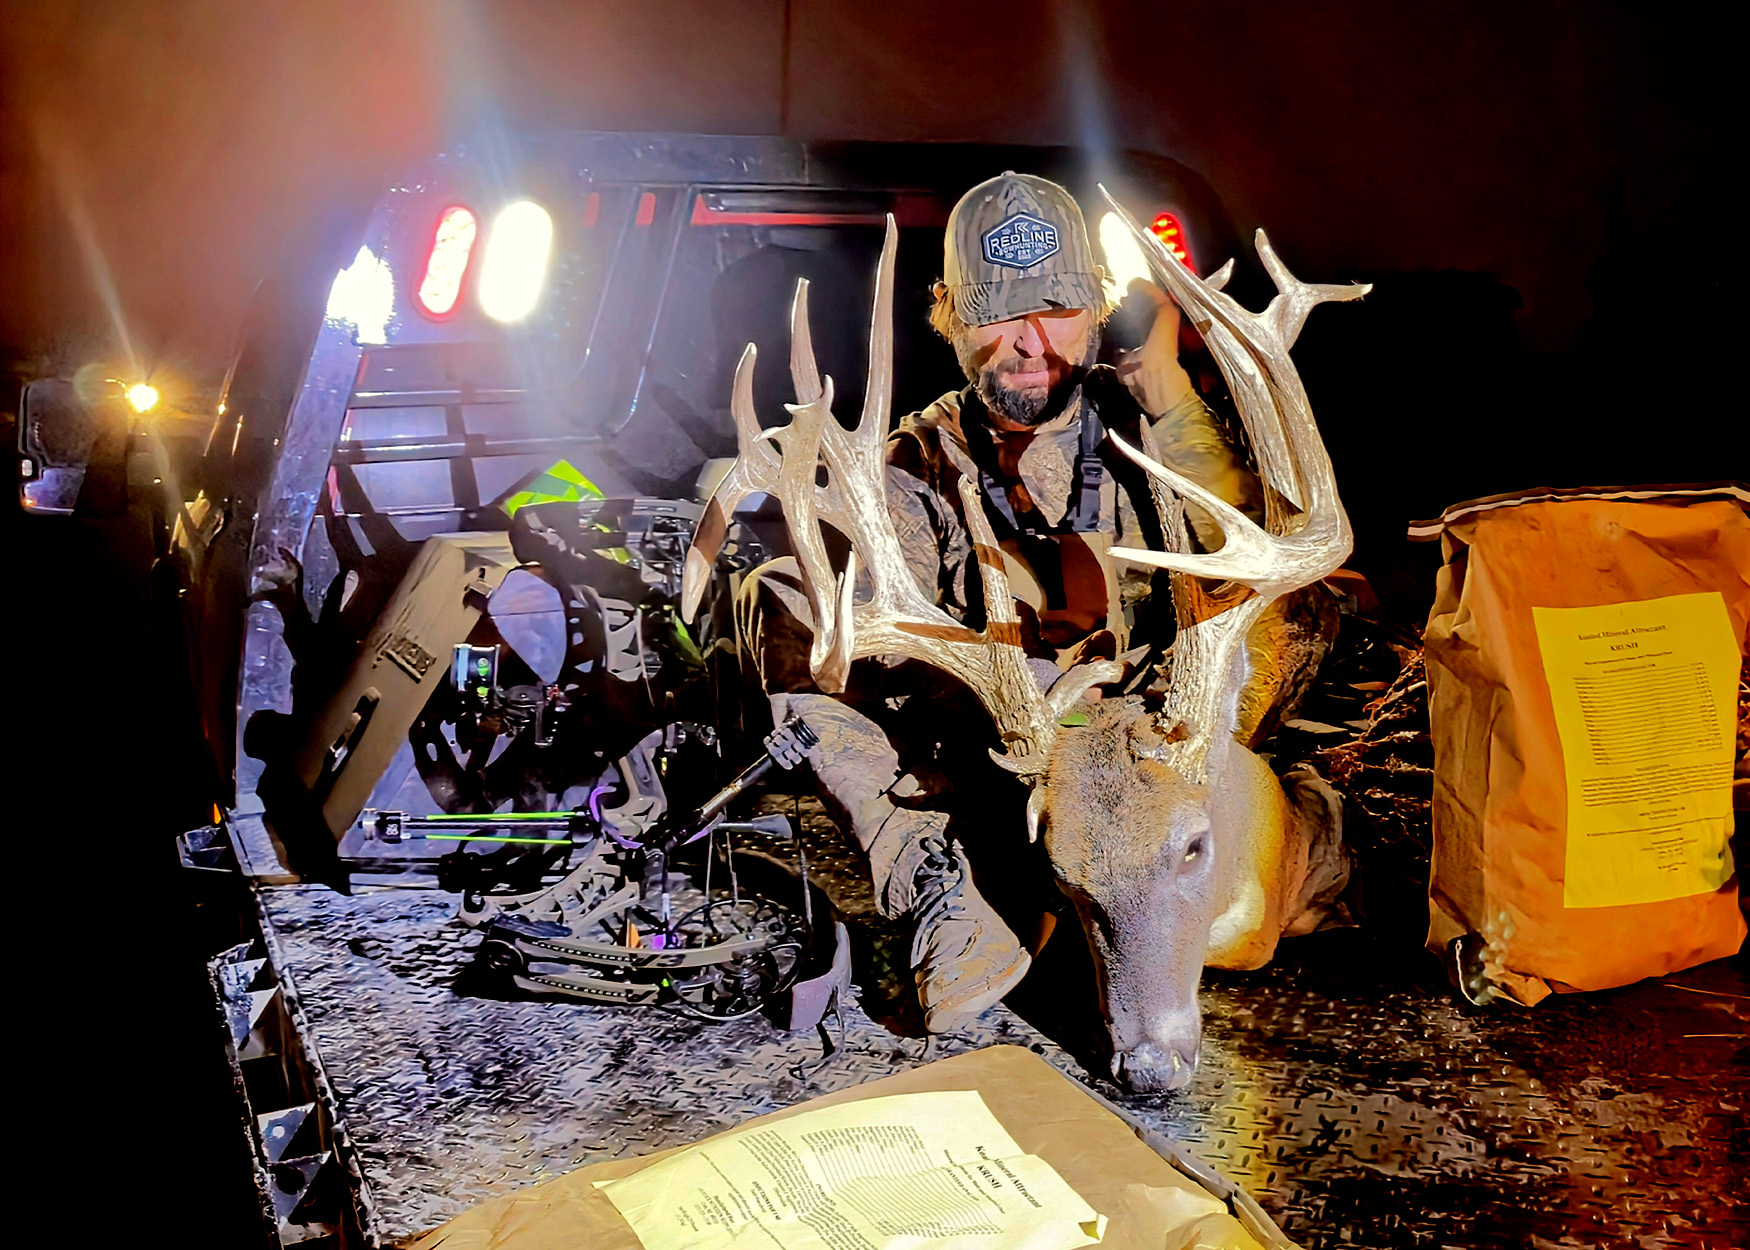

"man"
[739, 172, 1256, 1031]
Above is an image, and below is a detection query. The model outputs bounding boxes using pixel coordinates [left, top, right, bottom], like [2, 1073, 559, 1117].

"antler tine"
[955, 476, 1024, 634]
[1044, 660, 1126, 722]
[778, 262, 898, 693]
[953, 473, 1102, 772]
[1248, 227, 1367, 541]
[728, 343, 772, 457]
[1130, 411, 1246, 631]
[849, 216, 899, 471]
[790, 278, 824, 405]
[680, 343, 781, 621]
[1255, 229, 1370, 350]
[1107, 432, 1306, 596]
[1109, 431, 1263, 557]
[774, 371, 849, 693]
[779, 247, 904, 693]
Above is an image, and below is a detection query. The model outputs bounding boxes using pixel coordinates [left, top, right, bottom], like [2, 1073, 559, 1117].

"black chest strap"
[975, 403, 1110, 537]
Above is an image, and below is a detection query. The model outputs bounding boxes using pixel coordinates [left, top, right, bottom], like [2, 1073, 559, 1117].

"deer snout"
[1110, 1032, 1200, 1094]
[1108, 1002, 1202, 1093]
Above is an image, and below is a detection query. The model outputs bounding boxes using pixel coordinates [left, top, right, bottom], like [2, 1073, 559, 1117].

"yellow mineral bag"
[1416, 484, 1749, 1004]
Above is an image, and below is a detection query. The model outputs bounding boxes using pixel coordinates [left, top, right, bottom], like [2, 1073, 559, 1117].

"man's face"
[955, 306, 1095, 430]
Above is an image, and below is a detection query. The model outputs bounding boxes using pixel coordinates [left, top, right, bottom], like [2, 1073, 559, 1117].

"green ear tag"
[1058, 711, 1090, 728]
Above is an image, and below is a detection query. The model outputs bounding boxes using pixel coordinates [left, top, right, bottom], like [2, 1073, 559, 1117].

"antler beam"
[1098, 188, 1364, 592]
[1093, 193, 1365, 783]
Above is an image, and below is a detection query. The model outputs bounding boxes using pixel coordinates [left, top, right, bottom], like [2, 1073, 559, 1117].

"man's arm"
[1113, 283, 1195, 417]
[885, 460, 974, 617]
[886, 410, 976, 618]
[1112, 283, 1261, 543]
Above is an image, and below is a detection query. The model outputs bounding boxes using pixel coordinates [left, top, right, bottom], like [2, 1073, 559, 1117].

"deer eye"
[1182, 837, 1205, 865]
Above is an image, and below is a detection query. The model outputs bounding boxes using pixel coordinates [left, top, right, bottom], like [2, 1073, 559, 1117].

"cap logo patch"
[982, 213, 1060, 269]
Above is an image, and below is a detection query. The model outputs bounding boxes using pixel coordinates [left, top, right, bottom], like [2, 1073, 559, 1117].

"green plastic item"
[500, 459, 603, 517]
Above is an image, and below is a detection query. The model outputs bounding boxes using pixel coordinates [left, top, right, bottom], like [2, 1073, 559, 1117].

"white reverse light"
[327, 246, 395, 345]
[1099, 210, 1154, 298]
[478, 200, 554, 323]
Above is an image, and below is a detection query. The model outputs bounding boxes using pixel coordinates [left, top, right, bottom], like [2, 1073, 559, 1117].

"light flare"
[1099, 210, 1153, 294]
[326, 246, 395, 345]
[478, 200, 554, 323]
[1100, 209, 1197, 303]
[124, 382, 160, 413]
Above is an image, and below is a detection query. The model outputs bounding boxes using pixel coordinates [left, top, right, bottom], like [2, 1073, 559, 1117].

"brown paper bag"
[401, 1046, 1272, 1249]
[1417, 485, 1749, 1003]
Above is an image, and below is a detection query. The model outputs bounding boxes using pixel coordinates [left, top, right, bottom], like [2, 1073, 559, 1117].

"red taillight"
[415, 206, 478, 318]
[1150, 212, 1194, 270]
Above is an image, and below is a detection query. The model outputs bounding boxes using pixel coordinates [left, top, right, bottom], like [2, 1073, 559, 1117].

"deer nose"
[1110, 1040, 1198, 1093]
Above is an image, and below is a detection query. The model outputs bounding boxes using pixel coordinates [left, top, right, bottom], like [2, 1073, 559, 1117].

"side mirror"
[17, 377, 97, 515]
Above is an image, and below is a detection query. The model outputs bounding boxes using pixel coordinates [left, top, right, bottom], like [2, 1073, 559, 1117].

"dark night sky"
[1, 0, 1738, 601]
[1, 1, 1725, 354]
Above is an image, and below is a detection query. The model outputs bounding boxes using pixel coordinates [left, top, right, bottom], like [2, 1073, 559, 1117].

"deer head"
[683, 201, 1365, 1092]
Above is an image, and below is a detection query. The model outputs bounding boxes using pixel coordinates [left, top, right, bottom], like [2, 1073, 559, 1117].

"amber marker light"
[124, 382, 160, 414]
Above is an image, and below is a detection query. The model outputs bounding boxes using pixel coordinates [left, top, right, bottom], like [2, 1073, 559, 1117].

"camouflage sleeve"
[1146, 389, 1262, 549]
[884, 462, 973, 617]
[1110, 478, 1158, 615]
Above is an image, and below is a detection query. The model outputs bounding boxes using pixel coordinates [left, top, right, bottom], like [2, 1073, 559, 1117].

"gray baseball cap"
[944, 172, 1105, 327]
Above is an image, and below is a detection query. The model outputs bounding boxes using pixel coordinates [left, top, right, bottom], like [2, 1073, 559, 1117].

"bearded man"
[736, 172, 1257, 1031]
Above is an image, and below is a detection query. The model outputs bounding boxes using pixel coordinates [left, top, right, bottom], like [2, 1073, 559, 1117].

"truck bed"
[217, 805, 1748, 1248]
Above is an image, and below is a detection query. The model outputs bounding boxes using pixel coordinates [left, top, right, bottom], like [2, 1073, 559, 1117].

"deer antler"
[1097, 189, 1367, 781]
[682, 216, 1119, 800]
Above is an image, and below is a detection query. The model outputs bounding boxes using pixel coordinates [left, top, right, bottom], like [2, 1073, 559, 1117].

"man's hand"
[1115, 281, 1194, 417]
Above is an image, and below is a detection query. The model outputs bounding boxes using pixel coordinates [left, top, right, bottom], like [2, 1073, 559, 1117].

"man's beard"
[959, 331, 1099, 428]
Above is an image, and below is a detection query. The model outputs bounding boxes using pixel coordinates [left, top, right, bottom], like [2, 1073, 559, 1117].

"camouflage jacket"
[884, 365, 1258, 659]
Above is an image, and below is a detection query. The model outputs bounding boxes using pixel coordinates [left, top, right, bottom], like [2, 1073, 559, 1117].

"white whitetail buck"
[683, 194, 1367, 1091]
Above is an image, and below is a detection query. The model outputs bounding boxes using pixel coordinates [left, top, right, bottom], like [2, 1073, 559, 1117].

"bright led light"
[478, 200, 553, 323]
[326, 246, 395, 344]
[1099, 210, 1153, 295]
[125, 382, 160, 413]
[416, 206, 478, 317]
